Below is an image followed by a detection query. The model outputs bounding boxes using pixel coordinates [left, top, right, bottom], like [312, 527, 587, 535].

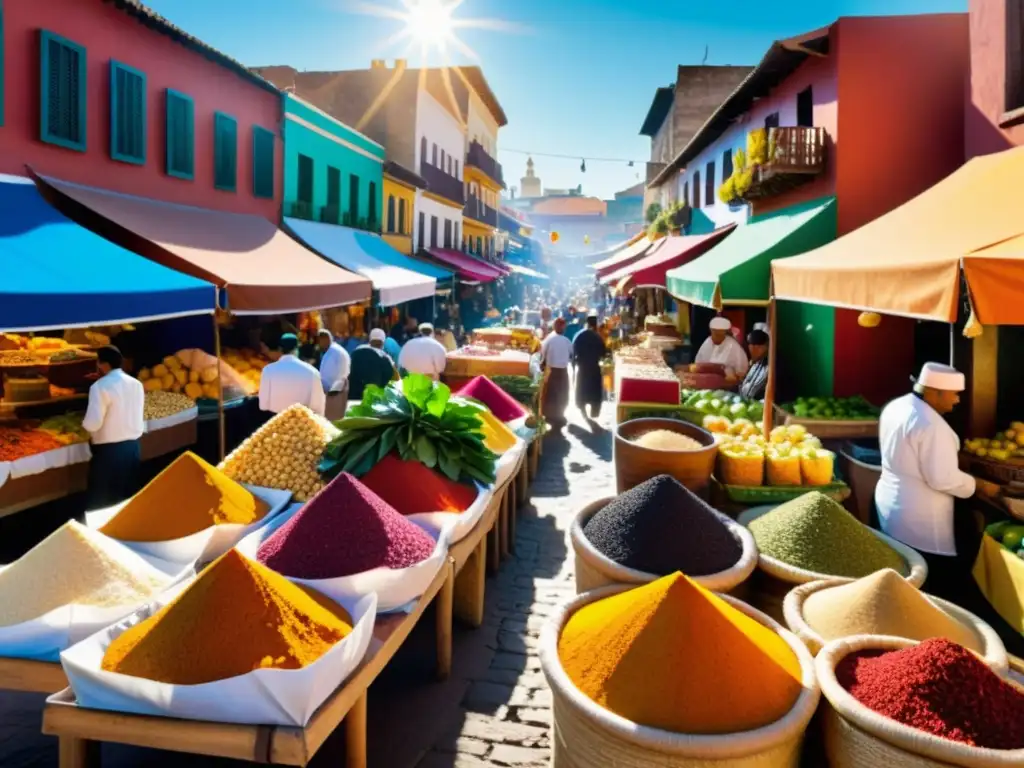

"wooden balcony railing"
[744, 127, 827, 200]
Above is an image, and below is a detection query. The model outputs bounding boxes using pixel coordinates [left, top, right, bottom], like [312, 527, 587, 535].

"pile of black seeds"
[582, 474, 743, 576]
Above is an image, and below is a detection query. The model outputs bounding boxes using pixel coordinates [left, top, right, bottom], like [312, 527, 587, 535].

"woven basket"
[816, 635, 1024, 768]
[570, 497, 758, 596]
[782, 578, 1009, 672]
[540, 584, 821, 768]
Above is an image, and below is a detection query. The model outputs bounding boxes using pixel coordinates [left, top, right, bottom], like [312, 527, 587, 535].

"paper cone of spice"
[557, 572, 803, 734]
[360, 454, 478, 515]
[256, 473, 437, 579]
[455, 376, 528, 422]
[101, 550, 352, 685]
[102, 452, 269, 542]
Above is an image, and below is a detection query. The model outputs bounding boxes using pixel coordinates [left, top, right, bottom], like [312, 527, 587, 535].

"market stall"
[444, 347, 532, 390]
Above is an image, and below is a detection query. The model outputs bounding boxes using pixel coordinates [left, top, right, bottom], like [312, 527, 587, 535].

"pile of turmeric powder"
[101, 452, 269, 542]
[557, 572, 803, 734]
[101, 550, 353, 685]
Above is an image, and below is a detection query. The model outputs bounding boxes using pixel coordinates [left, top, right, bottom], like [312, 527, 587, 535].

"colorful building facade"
[461, 69, 507, 259]
[966, 0, 1024, 157]
[382, 161, 424, 255]
[0, 0, 281, 217]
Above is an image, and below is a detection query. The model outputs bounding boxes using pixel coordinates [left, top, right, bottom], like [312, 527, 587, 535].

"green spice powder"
[748, 492, 907, 578]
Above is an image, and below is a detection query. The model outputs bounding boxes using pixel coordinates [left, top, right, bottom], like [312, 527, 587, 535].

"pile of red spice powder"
[360, 454, 479, 515]
[256, 472, 436, 579]
[836, 637, 1024, 749]
[455, 376, 528, 423]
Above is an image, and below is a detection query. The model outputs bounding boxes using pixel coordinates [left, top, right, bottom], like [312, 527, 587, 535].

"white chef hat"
[914, 362, 965, 392]
[709, 317, 731, 331]
[369, 328, 387, 342]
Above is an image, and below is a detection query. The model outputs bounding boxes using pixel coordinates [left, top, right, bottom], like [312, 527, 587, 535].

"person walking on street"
[259, 333, 326, 417]
[349, 329, 397, 400]
[317, 329, 350, 420]
[572, 312, 606, 420]
[540, 317, 573, 428]
[82, 345, 144, 510]
[398, 323, 448, 380]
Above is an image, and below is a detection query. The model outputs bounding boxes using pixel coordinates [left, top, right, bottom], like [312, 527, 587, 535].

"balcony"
[287, 200, 315, 220]
[464, 194, 498, 227]
[744, 127, 827, 200]
[420, 161, 465, 206]
[466, 141, 504, 188]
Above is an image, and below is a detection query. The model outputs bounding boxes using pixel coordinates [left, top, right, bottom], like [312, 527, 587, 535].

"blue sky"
[145, 0, 966, 200]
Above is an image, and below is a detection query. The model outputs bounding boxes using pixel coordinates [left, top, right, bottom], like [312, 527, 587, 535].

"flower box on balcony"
[743, 127, 827, 200]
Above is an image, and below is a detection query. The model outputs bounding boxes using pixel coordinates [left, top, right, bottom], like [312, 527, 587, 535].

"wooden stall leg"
[345, 693, 368, 768]
[59, 737, 99, 768]
[454, 537, 487, 628]
[517, 462, 529, 505]
[436, 560, 454, 680]
[487, 501, 501, 575]
[499, 490, 510, 559]
[508, 479, 517, 554]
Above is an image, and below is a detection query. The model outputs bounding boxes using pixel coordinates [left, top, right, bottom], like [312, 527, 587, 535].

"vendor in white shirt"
[694, 316, 749, 381]
[82, 345, 145, 510]
[398, 323, 448, 380]
[259, 333, 326, 418]
[317, 329, 350, 421]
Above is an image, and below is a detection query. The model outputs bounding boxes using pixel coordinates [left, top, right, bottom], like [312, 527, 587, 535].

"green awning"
[666, 197, 837, 308]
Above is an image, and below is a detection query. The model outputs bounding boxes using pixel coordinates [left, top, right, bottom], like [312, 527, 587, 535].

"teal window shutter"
[252, 125, 274, 199]
[165, 89, 194, 180]
[214, 111, 237, 192]
[109, 60, 146, 164]
[39, 30, 87, 151]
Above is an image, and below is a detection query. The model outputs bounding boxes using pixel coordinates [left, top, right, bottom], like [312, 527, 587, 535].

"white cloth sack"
[0, 442, 92, 489]
[0, 559, 194, 663]
[236, 510, 451, 614]
[143, 406, 198, 433]
[59, 577, 377, 727]
[86, 486, 293, 569]
[408, 481, 494, 544]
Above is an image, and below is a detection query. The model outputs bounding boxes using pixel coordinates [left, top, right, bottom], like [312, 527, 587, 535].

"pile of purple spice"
[256, 472, 437, 579]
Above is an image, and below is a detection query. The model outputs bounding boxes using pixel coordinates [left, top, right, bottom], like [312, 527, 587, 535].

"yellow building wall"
[383, 174, 416, 254]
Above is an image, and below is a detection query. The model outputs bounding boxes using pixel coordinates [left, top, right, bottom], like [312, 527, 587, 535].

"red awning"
[37, 173, 371, 314]
[427, 248, 505, 281]
[601, 226, 736, 291]
[593, 236, 659, 279]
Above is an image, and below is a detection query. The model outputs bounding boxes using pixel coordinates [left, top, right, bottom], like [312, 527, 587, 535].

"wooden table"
[42, 559, 455, 768]
[0, 657, 67, 693]
[0, 462, 89, 519]
[140, 420, 198, 462]
[449, 491, 502, 628]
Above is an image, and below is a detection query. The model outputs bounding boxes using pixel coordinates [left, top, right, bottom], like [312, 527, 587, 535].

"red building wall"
[0, 0, 281, 217]
[831, 14, 969, 404]
[966, 0, 1023, 157]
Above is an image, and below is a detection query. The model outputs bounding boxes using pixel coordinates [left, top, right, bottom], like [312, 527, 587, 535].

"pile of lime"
[780, 395, 880, 421]
[986, 520, 1024, 559]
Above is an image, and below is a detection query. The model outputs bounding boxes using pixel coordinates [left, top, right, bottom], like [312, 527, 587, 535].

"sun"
[405, 0, 456, 50]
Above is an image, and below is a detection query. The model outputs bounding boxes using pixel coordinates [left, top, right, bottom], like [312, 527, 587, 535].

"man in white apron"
[693, 316, 748, 378]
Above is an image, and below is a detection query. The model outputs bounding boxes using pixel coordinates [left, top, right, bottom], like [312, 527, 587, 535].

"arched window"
[386, 195, 396, 233]
[398, 199, 407, 234]
[420, 137, 427, 164]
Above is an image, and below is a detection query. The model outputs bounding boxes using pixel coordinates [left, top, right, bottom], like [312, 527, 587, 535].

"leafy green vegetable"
[319, 374, 498, 485]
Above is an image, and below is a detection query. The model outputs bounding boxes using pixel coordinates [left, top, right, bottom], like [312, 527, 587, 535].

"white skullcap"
[915, 362, 965, 392]
[369, 328, 387, 342]
[709, 317, 731, 331]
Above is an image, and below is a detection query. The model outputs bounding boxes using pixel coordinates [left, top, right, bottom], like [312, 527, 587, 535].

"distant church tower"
[520, 157, 542, 199]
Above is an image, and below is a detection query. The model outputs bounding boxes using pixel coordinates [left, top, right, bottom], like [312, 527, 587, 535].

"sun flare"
[405, 0, 456, 50]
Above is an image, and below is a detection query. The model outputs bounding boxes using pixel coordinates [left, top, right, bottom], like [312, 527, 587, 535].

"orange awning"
[37, 173, 372, 314]
[772, 147, 1024, 323]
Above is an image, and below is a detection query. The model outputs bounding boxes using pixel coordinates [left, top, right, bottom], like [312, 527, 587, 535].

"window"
[165, 89, 194, 180]
[693, 171, 701, 209]
[420, 136, 427, 164]
[705, 161, 715, 207]
[252, 126, 274, 198]
[327, 166, 340, 208]
[399, 198, 407, 234]
[368, 181, 377, 227]
[109, 61, 146, 164]
[454, 160, 459, 178]
[454, 222, 459, 250]
[387, 195, 396, 233]
[444, 219, 452, 248]
[476, 236, 482, 254]
[441, 149, 446, 170]
[432, 143, 438, 165]
[447, 155, 452, 174]
[430, 216, 438, 248]
[348, 174, 359, 220]
[1007, 0, 1024, 111]
[40, 31, 87, 151]
[418, 211, 425, 250]
[797, 87, 814, 127]
[213, 112, 237, 192]
[683, 181, 689, 206]
[722, 149, 733, 181]
[297, 155, 314, 204]
[764, 112, 780, 129]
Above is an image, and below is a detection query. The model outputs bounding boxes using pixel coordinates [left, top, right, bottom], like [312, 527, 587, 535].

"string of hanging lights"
[499, 147, 646, 172]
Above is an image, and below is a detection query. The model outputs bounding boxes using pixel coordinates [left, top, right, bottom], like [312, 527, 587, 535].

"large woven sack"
[570, 497, 758, 596]
[539, 584, 821, 768]
[783, 577, 1009, 671]
[816, 635, 1024, 768]
[736, 506, 928, 622]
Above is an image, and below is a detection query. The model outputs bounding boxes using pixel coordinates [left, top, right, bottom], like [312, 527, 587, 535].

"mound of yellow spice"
[101, 550, 353, 685]
[558, 573, 803, 734]
[101, 452, 270, 542]
[477, 409, 517, 455]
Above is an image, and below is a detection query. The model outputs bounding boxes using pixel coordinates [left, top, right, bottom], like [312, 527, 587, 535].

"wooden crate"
[0, 657, 67, 693]
[140, 420, 198, 462]
[0, 462, 89, 519]
[772, 404, 879, 440]
[42, 559, 455, 768]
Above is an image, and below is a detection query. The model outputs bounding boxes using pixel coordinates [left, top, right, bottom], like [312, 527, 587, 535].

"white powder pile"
[0, 521, 171, 627]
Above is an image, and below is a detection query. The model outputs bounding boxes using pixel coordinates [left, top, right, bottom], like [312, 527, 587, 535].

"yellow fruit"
[202, 383, 220, 399]
[152, 364, 169, 378]
[163, 356, 182, 371]
[200, 367, 219, 384]
[143, 378, 163, 392]
[234, 360, 251, 373]
[189, 370, 200, 384]
[138, 368, 151, 382]
[184, 382, 204, 400]
[173, 369, 187, 386]
[171, 382, 183, 394]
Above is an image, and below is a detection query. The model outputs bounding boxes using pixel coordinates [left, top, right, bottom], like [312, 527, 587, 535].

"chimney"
[371, 59, 386, 69]
[394, 59, 408, 71]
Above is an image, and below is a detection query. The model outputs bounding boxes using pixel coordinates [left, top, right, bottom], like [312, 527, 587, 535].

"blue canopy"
[352, 230, 454, 281]
[0, 175, 216, 332]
